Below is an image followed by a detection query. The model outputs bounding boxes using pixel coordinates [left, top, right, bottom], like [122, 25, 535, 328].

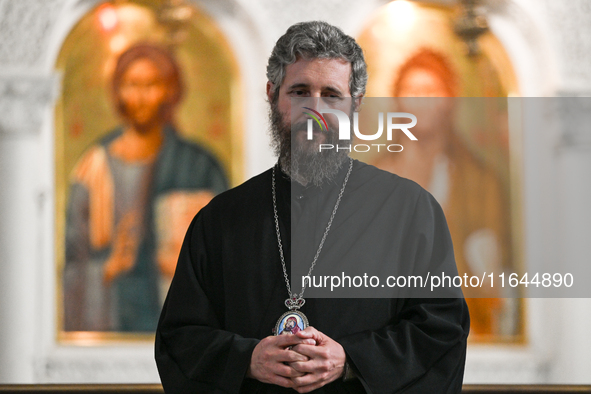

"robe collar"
[277, 158, 353, 202]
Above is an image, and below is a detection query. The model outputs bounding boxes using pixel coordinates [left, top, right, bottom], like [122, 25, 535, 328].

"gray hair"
[266, 21, 368, 99]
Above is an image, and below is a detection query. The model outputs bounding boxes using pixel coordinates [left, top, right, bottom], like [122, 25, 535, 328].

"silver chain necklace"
[271, 158, 353, 335]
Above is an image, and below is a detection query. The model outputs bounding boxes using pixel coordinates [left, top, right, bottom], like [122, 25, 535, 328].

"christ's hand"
[103, 211, 140, 283]
[289, 326, 347, 393]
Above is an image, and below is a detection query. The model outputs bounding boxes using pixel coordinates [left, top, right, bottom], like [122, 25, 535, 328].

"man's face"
[274, 57, 352, 146]
[118, 58, 170, 130]
[268, 57, 354, 185]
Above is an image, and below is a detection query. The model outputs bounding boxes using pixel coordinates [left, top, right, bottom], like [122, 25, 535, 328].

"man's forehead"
[282, 57, 351, 91]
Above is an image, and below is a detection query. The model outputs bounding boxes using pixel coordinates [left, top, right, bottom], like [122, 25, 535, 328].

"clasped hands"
[247, 326, 346, 393]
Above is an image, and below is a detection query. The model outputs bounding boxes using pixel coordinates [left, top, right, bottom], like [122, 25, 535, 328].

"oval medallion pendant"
[273, 310, 309, 336]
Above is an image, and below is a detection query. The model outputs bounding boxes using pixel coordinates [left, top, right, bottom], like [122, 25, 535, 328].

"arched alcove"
[356, 0, 523, 344]
[53, 0, 243, 342]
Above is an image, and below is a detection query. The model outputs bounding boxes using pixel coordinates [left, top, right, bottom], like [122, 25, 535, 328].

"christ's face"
[396, 67, 454, 140]
[397, 68, 452, 98]
[118, 58, 170, 130]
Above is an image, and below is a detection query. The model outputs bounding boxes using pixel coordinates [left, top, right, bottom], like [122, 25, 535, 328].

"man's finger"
[273, 333, 316, 348]
[288, 358, 321, 374]
[275, 348, 309, 363]
[265, 373, 295, 388]
[295, 326, 320, 337]
[290, 343, 326, 359]
[295, 327, 324, 344]
[274, 363, 307, 379]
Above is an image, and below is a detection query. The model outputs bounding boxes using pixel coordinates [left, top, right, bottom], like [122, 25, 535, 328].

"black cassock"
[155, 160, 470, 393]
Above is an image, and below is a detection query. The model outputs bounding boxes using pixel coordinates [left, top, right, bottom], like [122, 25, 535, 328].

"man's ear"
[354, 94, 364, 112]
[266, 81, 274, 103]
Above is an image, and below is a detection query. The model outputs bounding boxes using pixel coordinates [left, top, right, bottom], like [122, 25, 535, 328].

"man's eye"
[323, 95, 342, 103]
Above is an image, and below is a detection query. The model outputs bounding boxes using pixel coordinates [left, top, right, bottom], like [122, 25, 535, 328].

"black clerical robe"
[155, 160, 470, 393]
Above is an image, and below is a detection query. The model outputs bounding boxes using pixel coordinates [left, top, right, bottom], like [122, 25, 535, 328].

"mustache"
[269, 101, 349, 186]
[291, 120, 334, 136]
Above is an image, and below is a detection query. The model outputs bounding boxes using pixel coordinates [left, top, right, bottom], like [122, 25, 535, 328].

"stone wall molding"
[0, 74, 59, 137]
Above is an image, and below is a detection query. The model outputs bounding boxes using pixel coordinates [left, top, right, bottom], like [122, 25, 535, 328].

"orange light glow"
[98, 4, 118, 32]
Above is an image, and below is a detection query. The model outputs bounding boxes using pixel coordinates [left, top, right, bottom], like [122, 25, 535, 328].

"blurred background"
[0, 0, 590, 385]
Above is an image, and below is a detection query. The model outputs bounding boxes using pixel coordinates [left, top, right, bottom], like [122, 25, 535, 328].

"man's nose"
[303, 96, 321, 111]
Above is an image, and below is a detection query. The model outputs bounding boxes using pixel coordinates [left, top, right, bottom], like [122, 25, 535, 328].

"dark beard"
[269, 99, 349, 186]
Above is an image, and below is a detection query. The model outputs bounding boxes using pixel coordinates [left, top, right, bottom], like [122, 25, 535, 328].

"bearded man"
[155, 21, 469, 393]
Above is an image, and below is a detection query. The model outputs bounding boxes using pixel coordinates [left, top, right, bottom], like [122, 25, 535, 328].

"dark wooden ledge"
[0, 384, 590, 393]
[464, 386, 591, 393]
[0, 386, 161, 394]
